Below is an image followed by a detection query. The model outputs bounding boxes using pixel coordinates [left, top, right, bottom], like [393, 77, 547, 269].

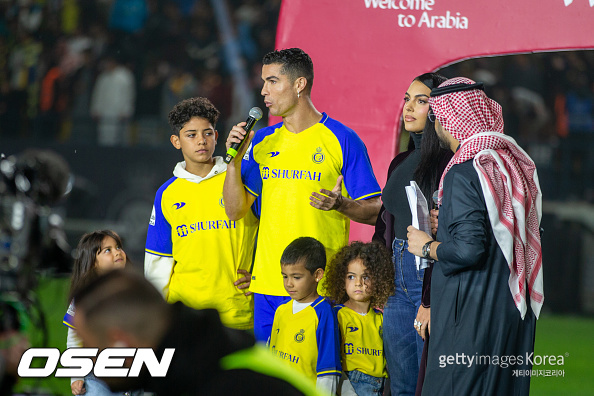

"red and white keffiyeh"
[430, 77, 544, 319]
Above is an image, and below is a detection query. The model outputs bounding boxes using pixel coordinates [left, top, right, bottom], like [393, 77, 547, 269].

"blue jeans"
[347, 370, 385, 396]
[383, 238, 424, 396]
[83, 373, 143, 396]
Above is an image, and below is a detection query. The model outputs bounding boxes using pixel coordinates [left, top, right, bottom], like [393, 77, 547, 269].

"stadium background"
[1, 0, 593, 394]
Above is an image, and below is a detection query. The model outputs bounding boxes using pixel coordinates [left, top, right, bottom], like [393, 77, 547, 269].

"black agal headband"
[430, 82, 485, 97]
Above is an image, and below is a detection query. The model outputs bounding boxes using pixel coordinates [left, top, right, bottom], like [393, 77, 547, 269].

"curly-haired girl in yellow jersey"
[325, 242, 395, 396]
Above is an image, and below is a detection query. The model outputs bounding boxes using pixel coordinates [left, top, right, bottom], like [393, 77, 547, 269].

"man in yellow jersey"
[223, 48, 382, 342]
[145, 97, 258, 330]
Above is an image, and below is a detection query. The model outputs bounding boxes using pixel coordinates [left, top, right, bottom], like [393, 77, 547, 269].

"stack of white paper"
[405, 181, 432, 270]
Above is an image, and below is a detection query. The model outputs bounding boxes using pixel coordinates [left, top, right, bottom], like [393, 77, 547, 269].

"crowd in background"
[1, 0, 593, 200]
[0, 0, 280, 145]
[0, 4, 593, 394]
[438, 51, 594, 202]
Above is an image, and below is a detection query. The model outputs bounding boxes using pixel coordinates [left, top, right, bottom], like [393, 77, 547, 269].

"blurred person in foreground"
[0, 302, 29, 396]
[72, 269, 324, 396]
[407, 78, 542, 395]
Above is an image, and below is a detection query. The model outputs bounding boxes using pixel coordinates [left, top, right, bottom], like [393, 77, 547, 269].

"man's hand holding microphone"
[224, 107, 263, 165]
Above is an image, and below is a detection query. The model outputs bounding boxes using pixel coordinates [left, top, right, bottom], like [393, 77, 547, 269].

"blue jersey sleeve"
[313, 298, 342, 377]
[250, 195, 261, 218]
[240, 123, 282, 197]
[145, 178, 175, 257]
[241, 143, 262, 197]
[325, 118, 381, 201]
[63, 300, 76, 329]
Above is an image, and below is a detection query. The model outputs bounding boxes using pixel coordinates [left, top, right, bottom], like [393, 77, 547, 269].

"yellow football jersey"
[242, 113, 381, 296]
[270, 297, 342, 383]
[146, 161, 258, 329]
[334, 305, 387, 378]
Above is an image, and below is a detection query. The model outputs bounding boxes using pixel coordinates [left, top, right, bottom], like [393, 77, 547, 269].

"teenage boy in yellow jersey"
[145, 97, 258, 330]
[224, 48, 382, 342]
[270, 237, 342, 395]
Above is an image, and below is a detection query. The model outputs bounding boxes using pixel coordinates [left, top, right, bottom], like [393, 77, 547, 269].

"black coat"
[422, 161, 536, 396]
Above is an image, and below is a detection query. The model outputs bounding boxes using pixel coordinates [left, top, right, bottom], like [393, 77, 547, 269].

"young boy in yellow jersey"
[144, 97, 258, 330]
[270, 237, 342, 395]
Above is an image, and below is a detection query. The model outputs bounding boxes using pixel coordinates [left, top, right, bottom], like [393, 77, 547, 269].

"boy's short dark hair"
[280, 237, 326, 274]
[73, 268, 170, 344]
[168, 97, 220, 135]
[262, 48, 314, 93]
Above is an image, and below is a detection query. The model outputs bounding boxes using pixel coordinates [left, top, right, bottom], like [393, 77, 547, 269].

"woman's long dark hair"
[411, 73, 453, 202]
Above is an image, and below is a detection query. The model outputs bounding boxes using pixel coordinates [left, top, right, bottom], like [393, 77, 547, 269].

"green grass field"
[15, 277, 71, 395]
[531, 314, 594, 395]
[11, 277, 594, 395]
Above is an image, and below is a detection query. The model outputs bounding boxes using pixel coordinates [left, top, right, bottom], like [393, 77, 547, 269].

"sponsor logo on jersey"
[176, 220, 237, 237]
[345, 343, 354, 355]
[344, 343, 383, 357]
[219, 195, 225, 208]
[177, 225, 189, 237]
[312, 147, 325, 164]
[347, 326, 359, 333]
[149, 206, 156, 226]
[260, 166, 322, 181]
[243, 143, 253, 160]
[173, 202, 186, 210]
[268, 151, 280, 157]
[294, 329, 305, 343]
[271, 346, 300, 364]
[356, 347, 383, 356]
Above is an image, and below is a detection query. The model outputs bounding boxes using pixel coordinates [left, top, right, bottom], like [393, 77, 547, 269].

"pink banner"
[274, 0, 594, 241]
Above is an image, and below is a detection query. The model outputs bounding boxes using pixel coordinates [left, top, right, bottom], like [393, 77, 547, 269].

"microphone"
[432, 190, 439, 210]
[224, 107, 263, 164]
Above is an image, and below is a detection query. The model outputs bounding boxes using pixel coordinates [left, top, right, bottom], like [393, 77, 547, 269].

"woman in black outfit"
[373, 73, 451, 396]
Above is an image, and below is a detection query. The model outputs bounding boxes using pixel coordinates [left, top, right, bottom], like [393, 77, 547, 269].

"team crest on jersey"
[379, 325, 383, 339]
[344, 343, 354, 355]
[312, 147, 325, 164]
[294, 329, 305, 343]
[219, 195, 225, 208]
